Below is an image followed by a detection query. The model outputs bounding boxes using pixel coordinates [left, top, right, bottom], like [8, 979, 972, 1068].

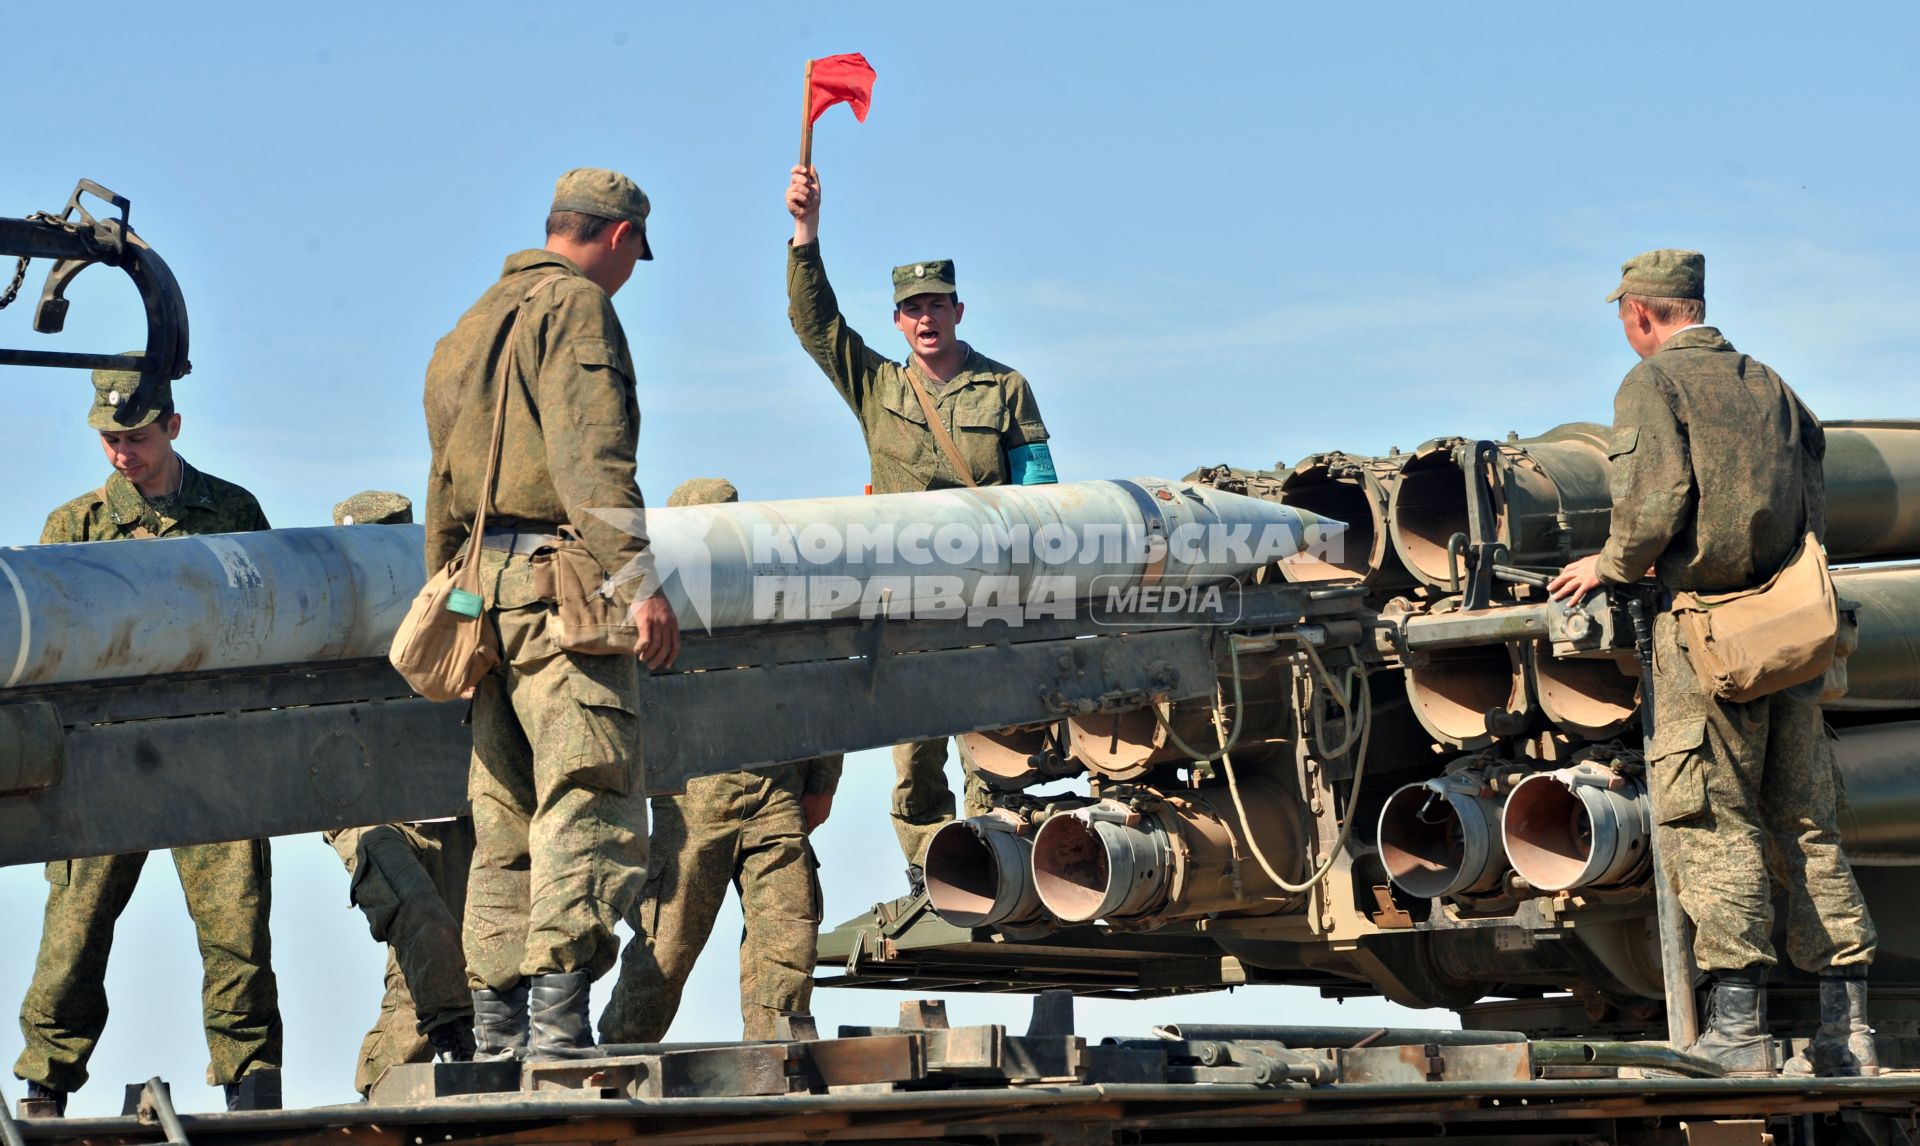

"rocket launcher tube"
[1385, 420, 1920, 591]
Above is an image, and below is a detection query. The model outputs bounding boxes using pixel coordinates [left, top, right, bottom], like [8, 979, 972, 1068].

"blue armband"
[1007, 441, 1058, 485]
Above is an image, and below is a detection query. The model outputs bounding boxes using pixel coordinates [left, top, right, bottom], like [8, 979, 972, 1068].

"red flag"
[807, 53, 876, 126]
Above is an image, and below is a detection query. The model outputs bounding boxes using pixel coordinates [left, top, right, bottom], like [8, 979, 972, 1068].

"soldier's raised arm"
[785, 165, 890, 422]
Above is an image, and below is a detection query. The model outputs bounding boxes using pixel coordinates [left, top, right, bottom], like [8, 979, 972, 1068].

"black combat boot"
[527, 971, 595, 1059]
[472, 982, 530, 1062]
[222, 1068, 282, 1111]
[1787, 969, 1879, 1077]
[20, 1080, 67, 1118]
[427, 1019, 477, 1063]
[1686, 966, 1774, 1076]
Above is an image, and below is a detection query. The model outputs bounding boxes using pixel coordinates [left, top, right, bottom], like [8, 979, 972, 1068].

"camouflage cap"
[1606, 249, 1705, 303]
[892, 259, 957, 305]
[552, 167, 653, 260]
[667, 477, 739, 508]
[87, 350, 171, 432]
[333, 491, 414, 526]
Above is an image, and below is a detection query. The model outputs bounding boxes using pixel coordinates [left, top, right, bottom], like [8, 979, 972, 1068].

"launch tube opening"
[1030, 814, 1118, 923]
[958, 725, 1061, 788]
[1278, 480, 1374, 583]
[1404, 645, 1528, 748]
[1501, 770, 1649, 892]
[1531, 645, 1640, 738]
[1030, 811, 1170, 923]
[1378, 781, 1506, 898]
[924, 819, 1041, 929]
[1388, 458, 1471, 588]
[1069, 708, 1184, 780]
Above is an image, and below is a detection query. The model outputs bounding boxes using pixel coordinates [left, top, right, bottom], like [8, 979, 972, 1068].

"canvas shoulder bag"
[389, 274, 563, 700]
[1668, 475, 1839, 704]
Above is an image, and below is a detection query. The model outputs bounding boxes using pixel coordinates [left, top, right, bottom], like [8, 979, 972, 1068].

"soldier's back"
[1630, 328, 1820, 592]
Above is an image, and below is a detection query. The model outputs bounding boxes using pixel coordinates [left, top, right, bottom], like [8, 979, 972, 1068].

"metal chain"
[0, 213, 69, 311]
[0, 255, 26, 311]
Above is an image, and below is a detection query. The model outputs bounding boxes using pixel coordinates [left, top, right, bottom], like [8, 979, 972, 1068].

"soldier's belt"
[479, 527, 565, 555]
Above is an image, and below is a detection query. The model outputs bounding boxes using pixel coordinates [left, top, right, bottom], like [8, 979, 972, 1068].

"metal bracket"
[1454, 440, 1504, 610]
[0, 179, 191, 421]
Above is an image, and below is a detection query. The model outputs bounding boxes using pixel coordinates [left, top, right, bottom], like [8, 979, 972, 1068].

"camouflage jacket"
[786, 240, 1049, 494]
[1597, 326, 1825, 594]
[41, 460, 270, 544]
[423, 250, 652, 596]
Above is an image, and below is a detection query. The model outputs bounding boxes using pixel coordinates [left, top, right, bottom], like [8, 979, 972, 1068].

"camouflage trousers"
[14, 841, 281, 1092]
[326, 819, 474, 1095]
[465, 550, 648, 990]
[1647, 611, 1876, 974]
[890, 739, 994, 864]
[599, 764, 822, 1043]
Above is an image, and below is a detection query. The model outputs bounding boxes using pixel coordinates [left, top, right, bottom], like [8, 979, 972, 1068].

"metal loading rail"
[8, 1073, 1920, 1146]
[7, 1000, 1919, 1146]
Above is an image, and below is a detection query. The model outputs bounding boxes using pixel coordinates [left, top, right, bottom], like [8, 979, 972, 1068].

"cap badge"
[108, 389, 122, 406]
[915, 265, 926, 278]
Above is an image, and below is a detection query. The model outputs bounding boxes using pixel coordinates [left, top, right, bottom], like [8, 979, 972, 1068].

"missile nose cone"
[1156, 480, 1349, 583]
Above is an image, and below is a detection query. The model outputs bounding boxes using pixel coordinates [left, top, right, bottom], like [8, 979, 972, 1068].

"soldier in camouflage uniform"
[423, 168, 679, 1059]
[784, 165, 1056, 869]
[599, 478, 843, 1044]
[325, 492, 476, 1095]
[1551, 250, 1877, 1076]
[13, 362, 282, 1116]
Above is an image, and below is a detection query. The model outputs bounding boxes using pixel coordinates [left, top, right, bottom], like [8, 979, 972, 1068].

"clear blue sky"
[5, 0, 1919, 1114]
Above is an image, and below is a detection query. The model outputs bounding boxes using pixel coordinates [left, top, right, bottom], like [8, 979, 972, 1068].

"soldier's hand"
[801, 791, 833, 832]
[1547, 554, 1605, 602]
[631, 592, 681, 671]
[788, 165, 821, 244]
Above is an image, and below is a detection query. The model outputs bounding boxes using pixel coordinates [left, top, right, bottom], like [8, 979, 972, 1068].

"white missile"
[0, 478, 1334, 686]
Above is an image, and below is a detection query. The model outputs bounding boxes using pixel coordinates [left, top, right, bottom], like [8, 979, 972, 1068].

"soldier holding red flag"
[783, 57, 1058, 872]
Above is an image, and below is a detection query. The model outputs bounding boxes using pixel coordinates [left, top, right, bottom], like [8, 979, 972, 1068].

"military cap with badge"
[891, 259, 957, 305]
[333, 491, 414, 527]
[88, 350, 173, 431]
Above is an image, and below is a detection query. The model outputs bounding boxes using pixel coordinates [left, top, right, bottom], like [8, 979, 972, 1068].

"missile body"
[0, 524, 426, 688]
[0, 478, 1326, 687]
[644, 477, 1327, 631]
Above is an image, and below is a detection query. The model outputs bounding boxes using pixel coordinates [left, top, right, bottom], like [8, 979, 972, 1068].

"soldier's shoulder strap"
[902, 367, 977, 490]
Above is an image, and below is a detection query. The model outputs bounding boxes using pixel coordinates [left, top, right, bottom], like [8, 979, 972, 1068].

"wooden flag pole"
[799, 58, 816, 169]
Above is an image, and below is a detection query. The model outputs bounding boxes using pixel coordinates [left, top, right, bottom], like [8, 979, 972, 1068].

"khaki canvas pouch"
[1669, 529, 1838, 704]
[546, 534, 639, 656]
